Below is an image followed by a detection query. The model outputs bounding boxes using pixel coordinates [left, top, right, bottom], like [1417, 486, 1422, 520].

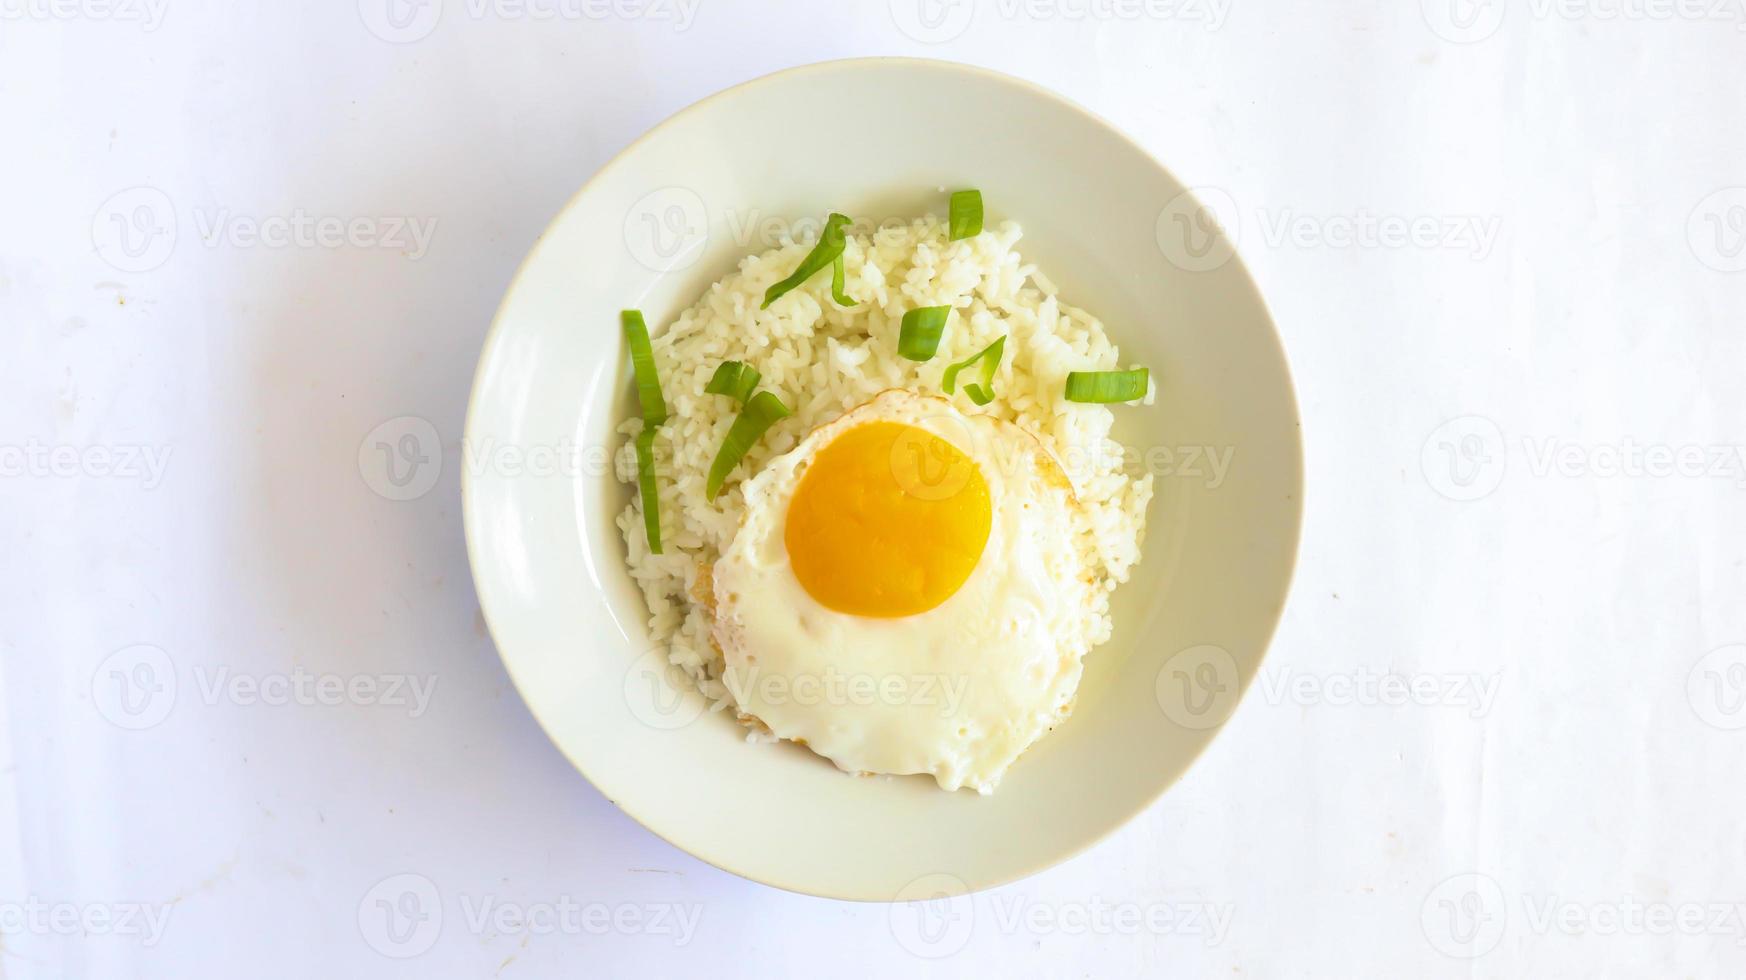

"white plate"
[463, 58, 1302, 901]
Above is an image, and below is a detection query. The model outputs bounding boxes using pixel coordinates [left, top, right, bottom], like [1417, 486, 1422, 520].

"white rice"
[614, 214, 1154, 712]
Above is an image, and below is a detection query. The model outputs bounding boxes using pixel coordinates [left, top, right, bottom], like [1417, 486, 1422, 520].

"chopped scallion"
[762, 212, 853, 309]
[949, 190, 983, 240]
[621, 309, 667, 425]
[897, 306, 951, 361]
[633, 427, 662, 554]
[705, 390, 792, 500]
[1064, 368, 1150, 403]
[704, 360, 761, 405]
[621, 309, 668, 553]
[830, 253, 856, 307]
[942, 335, 1006, 406]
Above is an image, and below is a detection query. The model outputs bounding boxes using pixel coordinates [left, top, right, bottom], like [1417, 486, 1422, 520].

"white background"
[4, 0, 1745, 976]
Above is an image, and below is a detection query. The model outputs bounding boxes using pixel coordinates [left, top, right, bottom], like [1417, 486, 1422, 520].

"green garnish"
[762, 213, 853, 309]
[1064, 368, 1150, 403]
[830, 253, 856, 307]
[622, 309, 668, 553]
[942, 336, 1006, 406]
[949, 190, 983, 240]
[704, 360, 761, 405]
[897, 306, 951, 361]
[705, 390, 792, 500]
[633, 428, 662, 554]
[621, 310, 668, 425]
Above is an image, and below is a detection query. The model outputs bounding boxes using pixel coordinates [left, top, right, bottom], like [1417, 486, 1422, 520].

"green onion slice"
[1064, 368, 1150, 403]
[704, 360, 761, 405]
[622, 309, 667, 552]
[762, 213, 853, 309]
[898, 306, 951, 361]
[830, 253, 857, 307]
[949, 189, 983, 240]
[705, 390, 792, 500]
[942, 335, 1005, 406]
[633, 427, 662, 554]
[621, 309, 667, 425]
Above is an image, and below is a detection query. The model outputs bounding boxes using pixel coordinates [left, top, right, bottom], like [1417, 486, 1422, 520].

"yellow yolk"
[783, 421, 992, 618]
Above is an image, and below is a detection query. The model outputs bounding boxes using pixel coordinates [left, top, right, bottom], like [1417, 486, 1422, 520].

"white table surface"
[5, 2, 1746, 977]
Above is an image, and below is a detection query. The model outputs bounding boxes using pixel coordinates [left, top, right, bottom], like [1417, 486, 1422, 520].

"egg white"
[710, 389, 1096, 794]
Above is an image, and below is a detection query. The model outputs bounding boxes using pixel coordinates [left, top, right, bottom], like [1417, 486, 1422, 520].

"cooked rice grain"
[615, 215, 1152, 711]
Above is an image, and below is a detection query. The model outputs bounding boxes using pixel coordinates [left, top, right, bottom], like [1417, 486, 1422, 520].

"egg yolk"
[784, 421, 992, 618]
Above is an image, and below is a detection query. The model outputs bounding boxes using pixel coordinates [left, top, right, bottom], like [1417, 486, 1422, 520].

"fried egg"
[710, 389, 1096, 794]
